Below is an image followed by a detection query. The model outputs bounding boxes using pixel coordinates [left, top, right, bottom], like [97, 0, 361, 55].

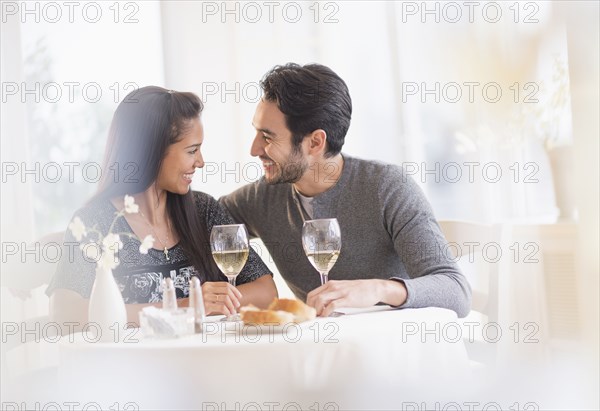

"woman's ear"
[307, 129, 327, 154]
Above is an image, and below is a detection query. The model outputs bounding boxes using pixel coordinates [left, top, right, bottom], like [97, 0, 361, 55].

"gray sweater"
[221, 155, 471, 317]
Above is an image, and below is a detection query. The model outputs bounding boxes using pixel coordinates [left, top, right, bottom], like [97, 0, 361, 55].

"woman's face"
[156, 117, 205, 194]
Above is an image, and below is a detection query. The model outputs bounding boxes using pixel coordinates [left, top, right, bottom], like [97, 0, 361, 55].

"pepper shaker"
[162, 276, 177, 311]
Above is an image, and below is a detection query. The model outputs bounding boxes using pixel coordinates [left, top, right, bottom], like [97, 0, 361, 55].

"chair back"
[1, 231, 64, 400]
[437, 220, 511, 366]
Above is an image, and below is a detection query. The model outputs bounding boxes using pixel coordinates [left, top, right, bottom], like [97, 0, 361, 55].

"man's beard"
[265, 149, 309, 185]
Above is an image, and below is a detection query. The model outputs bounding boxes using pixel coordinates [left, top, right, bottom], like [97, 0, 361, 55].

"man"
[221, 63, 471, 318]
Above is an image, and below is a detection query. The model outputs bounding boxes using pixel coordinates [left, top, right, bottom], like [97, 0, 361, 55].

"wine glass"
[301, 218, 341, 285]
[210, 224, 249, 322]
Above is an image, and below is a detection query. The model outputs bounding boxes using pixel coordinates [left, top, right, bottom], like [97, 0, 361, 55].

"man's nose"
[250, 135, 264, 157]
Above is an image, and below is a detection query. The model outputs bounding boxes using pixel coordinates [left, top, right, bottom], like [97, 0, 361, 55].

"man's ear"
[307, 129, 327, 154]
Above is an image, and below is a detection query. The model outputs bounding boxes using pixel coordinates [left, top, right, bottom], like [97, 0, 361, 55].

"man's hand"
[306, 279, 408, 317]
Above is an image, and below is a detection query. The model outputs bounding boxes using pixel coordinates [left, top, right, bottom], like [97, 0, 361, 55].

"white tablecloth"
[57, 307, 471, 410]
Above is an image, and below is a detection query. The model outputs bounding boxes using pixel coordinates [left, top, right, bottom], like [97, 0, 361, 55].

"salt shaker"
[162, 276, 177, 311]
[189, 276, 206, 333]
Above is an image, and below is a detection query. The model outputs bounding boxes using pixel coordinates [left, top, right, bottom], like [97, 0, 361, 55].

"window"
[17, 2, 164, 236]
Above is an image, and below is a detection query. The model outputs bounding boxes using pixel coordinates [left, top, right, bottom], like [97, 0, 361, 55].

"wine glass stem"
[222, 275, 239, 322]
[320, 272, 329, 285]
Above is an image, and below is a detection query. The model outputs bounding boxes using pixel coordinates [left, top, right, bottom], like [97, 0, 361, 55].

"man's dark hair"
[260, 63, 352, 157]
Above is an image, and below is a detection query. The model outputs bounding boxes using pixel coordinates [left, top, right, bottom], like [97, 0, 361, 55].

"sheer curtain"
[1, 10, 34, 243]
[1, 5, 36, 327]
[1, 2, 165, 324]
[160, 1, 569, 225]
[160, 1, 407, 198]
[4, 1, 576, 238]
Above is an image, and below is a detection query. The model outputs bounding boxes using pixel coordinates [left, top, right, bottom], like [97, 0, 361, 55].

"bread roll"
[268, 298, 316, 323]
[240, 305, 295, 326]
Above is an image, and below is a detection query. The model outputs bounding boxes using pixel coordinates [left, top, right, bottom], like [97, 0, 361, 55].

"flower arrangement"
[68, 195, 155, 270]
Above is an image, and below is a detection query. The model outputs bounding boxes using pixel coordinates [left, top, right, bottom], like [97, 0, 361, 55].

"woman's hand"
[202, 281, 243, 315]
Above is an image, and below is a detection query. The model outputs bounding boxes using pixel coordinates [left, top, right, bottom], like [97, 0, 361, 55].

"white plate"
[335, 305, 394, 315]
[238, 321, 310, 335]
[199, 320, 303, 334]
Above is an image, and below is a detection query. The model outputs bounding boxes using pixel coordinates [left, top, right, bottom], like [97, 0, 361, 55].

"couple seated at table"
[47, 63, 471, 327]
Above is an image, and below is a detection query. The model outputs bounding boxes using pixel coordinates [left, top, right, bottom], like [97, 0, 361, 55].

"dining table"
[56, 306, 472, 410]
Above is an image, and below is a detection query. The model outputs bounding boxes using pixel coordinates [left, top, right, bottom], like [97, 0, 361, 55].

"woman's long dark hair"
[90, 86, 222, 282]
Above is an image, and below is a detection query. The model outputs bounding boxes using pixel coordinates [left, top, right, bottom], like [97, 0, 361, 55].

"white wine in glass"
[306, 249, 340, 274]
[302, 218, 341, 285]
[210, 224, 249, 321]
[212, 249, 249, 280]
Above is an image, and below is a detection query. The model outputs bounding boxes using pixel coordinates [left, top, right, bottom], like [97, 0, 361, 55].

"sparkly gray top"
[46, 191, 271, 304]
[221, 154, 472, 318]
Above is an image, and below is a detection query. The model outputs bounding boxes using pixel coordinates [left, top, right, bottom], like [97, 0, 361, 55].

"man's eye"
[188, 149, 198, 154]
[262, 135, 270, 141]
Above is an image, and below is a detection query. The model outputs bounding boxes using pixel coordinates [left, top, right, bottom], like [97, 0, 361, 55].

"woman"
[47, 86, 277, 326]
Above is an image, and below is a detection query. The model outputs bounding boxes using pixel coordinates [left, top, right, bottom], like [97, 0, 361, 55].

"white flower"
[72, 194, 149, 272]
[102, 233, 123, 253]
[139, 235, 155, 254]
[123, 195, 139, 214]
[68, 217, 87, 241]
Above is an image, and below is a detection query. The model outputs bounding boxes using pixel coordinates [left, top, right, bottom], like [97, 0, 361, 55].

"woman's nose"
[195, 151, 205, 168]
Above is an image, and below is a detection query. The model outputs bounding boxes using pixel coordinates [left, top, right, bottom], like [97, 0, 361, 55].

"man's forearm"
[395, 274, 472, 318]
